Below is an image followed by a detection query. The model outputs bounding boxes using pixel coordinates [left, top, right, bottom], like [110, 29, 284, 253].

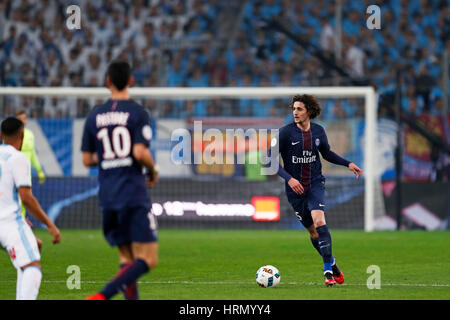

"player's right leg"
[90, 242, 157, 300]
[290, 198, 323, 258]
[18, 261, 42, 300]
[0, 216, 42, 300]
[306, 223, 343, 284]
[86, 245, 141, 300]
[132, 241, 158, 270]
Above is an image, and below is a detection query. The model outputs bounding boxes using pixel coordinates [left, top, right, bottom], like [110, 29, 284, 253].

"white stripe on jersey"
[0, 145, 32, 221]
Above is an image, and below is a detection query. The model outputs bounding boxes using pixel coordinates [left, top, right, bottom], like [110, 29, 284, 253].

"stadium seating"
[0, 0, 448, 119]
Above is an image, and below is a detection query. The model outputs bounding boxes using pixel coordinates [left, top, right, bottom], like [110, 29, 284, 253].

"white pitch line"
[1, 280, 449, 288]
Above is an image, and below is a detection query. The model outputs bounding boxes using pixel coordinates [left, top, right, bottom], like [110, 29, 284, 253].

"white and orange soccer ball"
[256, 265, 281, 288]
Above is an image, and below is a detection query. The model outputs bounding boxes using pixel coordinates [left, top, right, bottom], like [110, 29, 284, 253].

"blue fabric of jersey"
[81, 99, 152, 210]
[278, 122, 350, 199]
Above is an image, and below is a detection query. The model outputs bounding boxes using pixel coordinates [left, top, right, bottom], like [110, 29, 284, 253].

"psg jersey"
[278, 122, 350, 198]
[81, 99, 153, 210]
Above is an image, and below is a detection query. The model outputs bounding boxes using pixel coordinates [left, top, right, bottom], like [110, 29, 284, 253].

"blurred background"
[0, 0, 448, 231]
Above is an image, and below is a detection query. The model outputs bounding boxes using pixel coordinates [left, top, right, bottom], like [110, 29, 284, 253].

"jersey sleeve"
[11, 153, 32, 188]
[132, 108, 152, 147]
[268, 127, 292, 181]
[318, 127, 351, 167]
[81, 115, 96, 153]
[278, 127, 289, 155]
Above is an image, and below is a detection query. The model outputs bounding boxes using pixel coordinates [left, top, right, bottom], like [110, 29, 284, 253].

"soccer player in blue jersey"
[275, 94, 362, 286]
[81, 61, 159, 300]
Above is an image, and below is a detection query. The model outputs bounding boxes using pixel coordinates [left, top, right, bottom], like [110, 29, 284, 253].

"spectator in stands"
[43, 96, 68, 118]
[343, 35, 365, 78]
[414, 64, 435, 112]
[319, 15, 335, 58]
[432, 97, 445, 115]
[178, 100, 195, 118]
[0, 0, 446, 120]
[83, 53, 104, 86]
[92, 14, 110, 49]
[207, 52, 227, 87]
[206, 99, 221, 117]
[9, 34, 29, 72]
[409, 96, 424, 117]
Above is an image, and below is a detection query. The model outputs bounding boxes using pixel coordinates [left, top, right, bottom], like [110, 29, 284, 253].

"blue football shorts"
[288, 179, 326, 229]
[102, 205, 158, 246]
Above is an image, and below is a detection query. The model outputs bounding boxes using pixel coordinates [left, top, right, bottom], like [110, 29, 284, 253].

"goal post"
[0, 86, 379, 231]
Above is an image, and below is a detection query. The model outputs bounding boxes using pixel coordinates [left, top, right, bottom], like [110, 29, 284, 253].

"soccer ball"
[256, 265, 281, 288]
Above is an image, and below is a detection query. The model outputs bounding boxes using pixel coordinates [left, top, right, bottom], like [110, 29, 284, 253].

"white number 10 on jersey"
[97, 126, 131, 160]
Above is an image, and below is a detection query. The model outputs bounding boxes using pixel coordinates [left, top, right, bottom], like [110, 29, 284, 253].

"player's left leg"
[309, 211, 332, 266]
[18, 261, 42, 300]
[117, 244, 139, 300]
[310, 210, 336, 286]
[307, 221, 344, 285]
[4, 217, 43, 299]
[308, 179, 344, 286]
[290, 198, 339, 277]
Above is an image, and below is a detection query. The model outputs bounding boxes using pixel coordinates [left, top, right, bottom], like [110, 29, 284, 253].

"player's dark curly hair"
[290, 94, 321, 119]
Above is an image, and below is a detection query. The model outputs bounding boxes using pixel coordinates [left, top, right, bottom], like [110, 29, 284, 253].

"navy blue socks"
[100, 259, 149, 299]
[310, 236, 322, 256]
[119, 263, 139, 300]
[316, 225, 333, 273]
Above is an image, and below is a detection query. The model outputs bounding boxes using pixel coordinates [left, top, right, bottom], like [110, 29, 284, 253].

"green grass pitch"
[0, 229, 449, 300]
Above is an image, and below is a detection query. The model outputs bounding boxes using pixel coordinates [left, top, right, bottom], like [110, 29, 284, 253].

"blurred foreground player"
[274, 95, 362, 286]
[0, 117, 60, 300]
[16, 110, 45, 252]
[82, 61, 159, 300]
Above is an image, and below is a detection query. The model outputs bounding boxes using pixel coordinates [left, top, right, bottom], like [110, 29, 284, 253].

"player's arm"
[133, 143, 158, 187]
[81, 115, 98, 168]
[279, 157, 304, 195]
[18, 187, 61, 244]
[132, 110, 158, 187]
[318, 129, 362, 178]
[11, 153, 60, 243]
[82, 152, 98, 167]
[271, 130, 304, 194]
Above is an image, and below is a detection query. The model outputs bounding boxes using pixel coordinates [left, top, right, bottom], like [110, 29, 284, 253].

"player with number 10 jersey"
[82, 99, 153, 211]
[81, 61, 158, 300]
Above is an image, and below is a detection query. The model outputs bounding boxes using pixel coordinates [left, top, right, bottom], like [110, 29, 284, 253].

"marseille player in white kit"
[0, 117, 61, 300]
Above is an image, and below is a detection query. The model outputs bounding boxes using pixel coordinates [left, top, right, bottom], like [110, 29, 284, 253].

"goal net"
[0, 86, 384, 231]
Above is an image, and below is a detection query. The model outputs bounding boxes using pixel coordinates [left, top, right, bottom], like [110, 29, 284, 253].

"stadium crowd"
[0, 0, 448, 119]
